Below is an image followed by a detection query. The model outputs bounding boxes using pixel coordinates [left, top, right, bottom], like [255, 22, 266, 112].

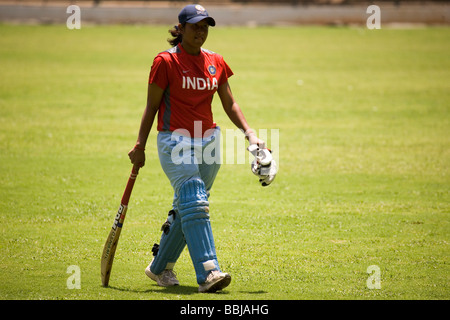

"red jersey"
[149, 44, 233, 137]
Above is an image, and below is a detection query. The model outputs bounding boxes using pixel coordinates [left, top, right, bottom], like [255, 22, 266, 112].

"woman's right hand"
[128, 145, 146, 168]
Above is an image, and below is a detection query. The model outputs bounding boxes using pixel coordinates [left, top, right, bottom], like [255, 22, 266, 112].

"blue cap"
[178, 4, 216, 26]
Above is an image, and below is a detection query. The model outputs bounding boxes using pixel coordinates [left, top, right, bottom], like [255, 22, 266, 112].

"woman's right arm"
[128, 83, 164, 168]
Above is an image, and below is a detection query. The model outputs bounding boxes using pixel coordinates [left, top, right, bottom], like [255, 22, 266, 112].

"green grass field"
[0, 24, 449, 300]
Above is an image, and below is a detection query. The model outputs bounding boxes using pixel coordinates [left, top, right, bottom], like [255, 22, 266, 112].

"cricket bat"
[101, 165, 140, 287]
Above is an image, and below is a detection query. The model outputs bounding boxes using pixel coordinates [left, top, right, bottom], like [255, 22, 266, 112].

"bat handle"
[121, 165, 140, 206]
[132, 165, 140, 175]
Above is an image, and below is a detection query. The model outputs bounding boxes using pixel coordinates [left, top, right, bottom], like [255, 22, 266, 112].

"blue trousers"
[150, 127, 222, 284]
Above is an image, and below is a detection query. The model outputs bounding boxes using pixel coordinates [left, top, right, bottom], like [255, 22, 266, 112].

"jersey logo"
[208, 65, 216, 76]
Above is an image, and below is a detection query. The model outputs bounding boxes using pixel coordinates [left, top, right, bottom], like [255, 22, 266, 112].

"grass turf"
[0, 24, 448, 300]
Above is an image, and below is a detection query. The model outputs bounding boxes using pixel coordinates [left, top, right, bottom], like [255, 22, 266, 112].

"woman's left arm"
[217, 81, 264, 147]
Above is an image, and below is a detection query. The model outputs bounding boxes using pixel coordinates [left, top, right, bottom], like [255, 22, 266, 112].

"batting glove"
[248, 144, 277, 187]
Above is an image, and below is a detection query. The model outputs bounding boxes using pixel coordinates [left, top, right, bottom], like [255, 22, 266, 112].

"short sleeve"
[218, 56, 233, 86]
[149, 55, 169, 90]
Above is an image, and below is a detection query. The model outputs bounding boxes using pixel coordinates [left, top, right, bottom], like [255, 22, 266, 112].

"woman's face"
[180, 20, 209, 53]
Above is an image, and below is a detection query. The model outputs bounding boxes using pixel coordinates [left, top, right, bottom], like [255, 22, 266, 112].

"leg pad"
[178, 178, 220, 284]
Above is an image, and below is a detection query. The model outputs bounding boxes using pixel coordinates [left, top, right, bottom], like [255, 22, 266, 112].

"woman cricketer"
[128, 4, 275, 293]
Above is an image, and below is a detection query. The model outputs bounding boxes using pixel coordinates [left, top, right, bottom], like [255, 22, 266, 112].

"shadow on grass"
[238, 290, 268, 295]
[106, 285, 232, 296]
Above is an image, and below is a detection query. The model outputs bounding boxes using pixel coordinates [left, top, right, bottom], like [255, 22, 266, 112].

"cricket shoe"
[198, 270, 231, 293]
[145, 262, 179, 287]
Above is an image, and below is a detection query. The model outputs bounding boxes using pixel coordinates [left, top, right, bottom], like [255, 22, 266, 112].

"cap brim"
[186, 16, 216, 27]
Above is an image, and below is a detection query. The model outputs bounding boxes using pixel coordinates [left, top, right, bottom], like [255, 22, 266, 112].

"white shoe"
[145, 263, 179, 287]
[198, 270, 231, 293]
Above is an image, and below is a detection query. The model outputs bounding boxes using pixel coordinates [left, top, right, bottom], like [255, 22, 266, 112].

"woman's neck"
[181, 42, 201, 56]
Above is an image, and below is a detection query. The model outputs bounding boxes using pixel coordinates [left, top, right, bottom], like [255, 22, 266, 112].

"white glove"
[248, 144, 277, 187]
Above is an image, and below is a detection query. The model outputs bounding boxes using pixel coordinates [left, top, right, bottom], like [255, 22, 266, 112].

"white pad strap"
[203, 260, 216, 272]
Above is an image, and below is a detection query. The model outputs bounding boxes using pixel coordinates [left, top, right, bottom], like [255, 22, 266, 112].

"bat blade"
[101, 166, 139, 287]
[101, 204, 127, 287]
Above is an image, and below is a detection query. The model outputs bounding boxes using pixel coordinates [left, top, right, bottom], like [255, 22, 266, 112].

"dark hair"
[168, 24, 185, 47]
